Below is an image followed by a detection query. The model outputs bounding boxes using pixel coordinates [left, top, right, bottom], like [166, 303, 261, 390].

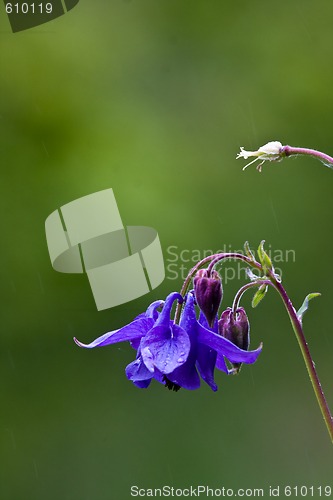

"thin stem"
[282, 145, 333, 167]
[173, 255, 216, 325]
[174, 253, 261, 324]
[207, 253, 261, 276]
[230, 272, 333, 441]
[231, 279, 272, 312]
[272, 278, 333, 442]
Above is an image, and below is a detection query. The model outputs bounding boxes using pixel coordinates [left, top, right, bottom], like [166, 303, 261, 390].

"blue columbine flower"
[74, 292, 191, 389]
[74, 291, 262, 391]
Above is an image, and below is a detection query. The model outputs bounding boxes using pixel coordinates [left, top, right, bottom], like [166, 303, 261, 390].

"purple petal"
[125, 357, 153, 382]
[197, 324, 263, 364]
[215, 354, 230, 374]
[154, 292, 183, 328]
[126, 356, 167, 389]
[132, 379, 152, 389]
[199, 311, 218, 333]
[146, 292, 199, 389]
[130, 338, 141, 350]
[196, 345, 219, 390]
[177, 291, 216, 390]
[74, 317, 154, 349]
[146, 300, 164, 320]
[198, 301, 232, 375]
[141, 323, 190, 374]
[167, 359, 201, 390]
[179, 291, 197, 330]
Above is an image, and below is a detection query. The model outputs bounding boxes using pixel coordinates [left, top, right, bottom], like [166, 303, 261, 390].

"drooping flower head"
[75, 292, 191, 389]
[74, 291, 263, 391]
[236, 141, 283, 171]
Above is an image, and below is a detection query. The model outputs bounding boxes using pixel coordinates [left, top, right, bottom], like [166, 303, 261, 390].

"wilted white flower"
[236, 141, 283, 171]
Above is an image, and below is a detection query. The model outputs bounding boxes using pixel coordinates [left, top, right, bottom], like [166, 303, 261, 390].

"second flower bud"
[219, 307, 250, 373]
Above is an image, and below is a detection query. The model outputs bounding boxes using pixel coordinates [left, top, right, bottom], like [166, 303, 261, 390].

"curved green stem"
[272, 279, 333, 442]
[231, 279, 272, 313]
[235, 270, 333, 442]
[174, 253, 261, 324]
[207, 253, 261, 276]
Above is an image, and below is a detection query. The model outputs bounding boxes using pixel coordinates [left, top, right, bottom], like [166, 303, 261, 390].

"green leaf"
[297, 293, 321, 321]
[257, 240, 274, 274]
[252, 284, 268, 308]
[244, 241, 255, 261]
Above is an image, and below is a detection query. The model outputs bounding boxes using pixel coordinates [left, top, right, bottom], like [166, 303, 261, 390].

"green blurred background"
[1, 1, 332, 499]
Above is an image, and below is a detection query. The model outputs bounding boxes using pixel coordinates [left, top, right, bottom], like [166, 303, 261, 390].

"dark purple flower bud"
[194, 269, 223, 328]
[218, 307, 250, 373]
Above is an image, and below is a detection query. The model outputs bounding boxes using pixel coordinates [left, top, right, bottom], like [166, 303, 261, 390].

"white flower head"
[236, 141, 283, 172]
